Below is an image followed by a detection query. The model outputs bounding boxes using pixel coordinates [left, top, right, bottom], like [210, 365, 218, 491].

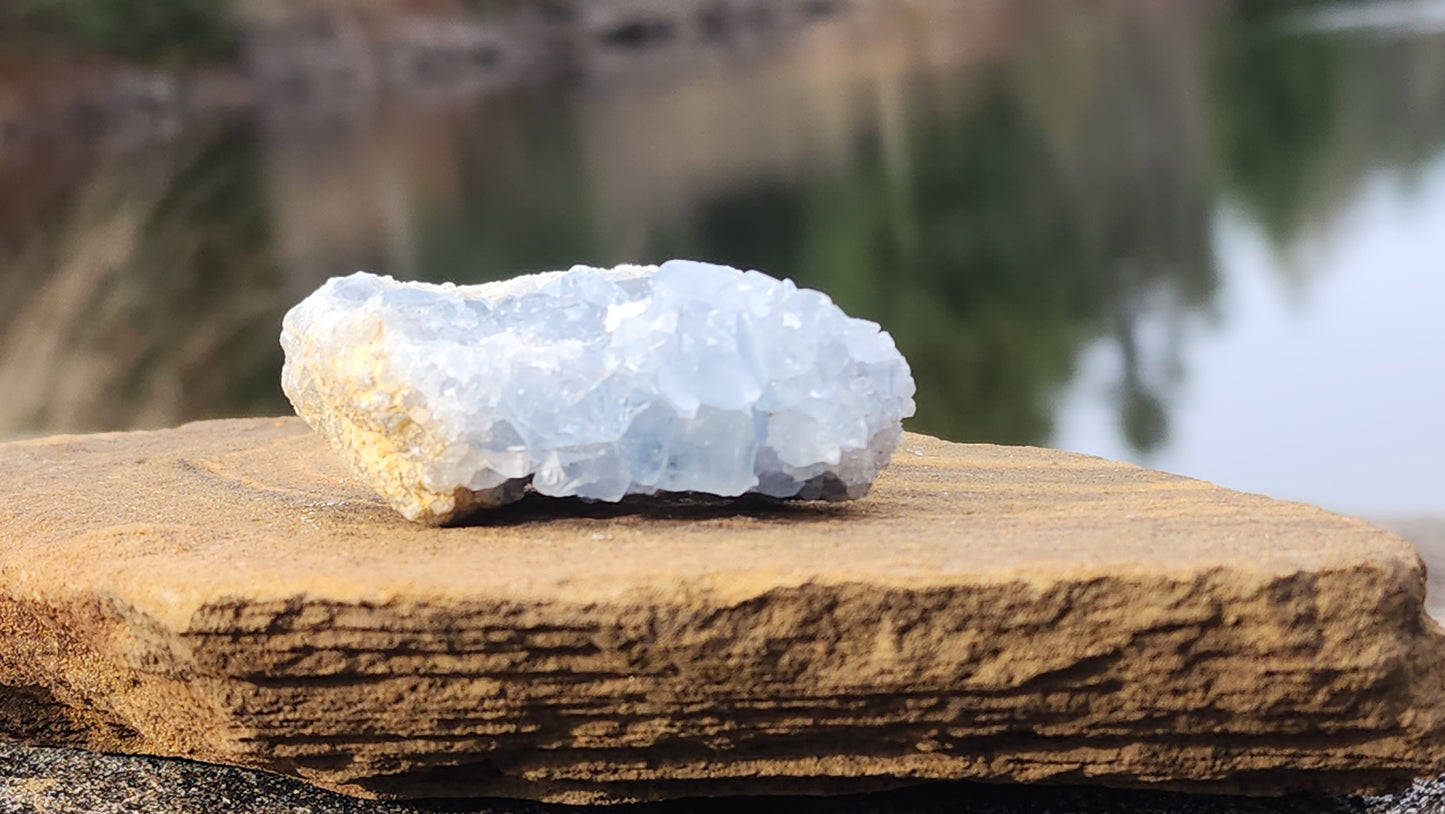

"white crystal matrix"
[281, 260, 916, 524]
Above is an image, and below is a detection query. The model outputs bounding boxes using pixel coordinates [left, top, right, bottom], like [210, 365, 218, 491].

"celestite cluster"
[281, 260, 916, 524]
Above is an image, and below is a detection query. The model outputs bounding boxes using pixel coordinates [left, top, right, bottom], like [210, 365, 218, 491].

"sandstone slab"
[1, 417, 1443, 803]
[1374, 518, 1445, 621]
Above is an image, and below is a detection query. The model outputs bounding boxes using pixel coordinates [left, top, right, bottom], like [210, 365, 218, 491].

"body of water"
[1, 0, 1441, 517]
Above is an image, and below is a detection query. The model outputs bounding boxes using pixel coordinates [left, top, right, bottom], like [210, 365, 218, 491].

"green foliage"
[412, 73, 1214, 450]
[13, 0, 235, 62]
[11, 0, 1445, 446]
[1211, 2, 1342, 245]
[413, 91, 613, 280]
[123, 125, 288, 418]
[650, 91, 1108, 447]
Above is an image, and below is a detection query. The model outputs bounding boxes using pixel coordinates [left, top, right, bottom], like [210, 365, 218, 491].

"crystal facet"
[280, 260, 916, 524]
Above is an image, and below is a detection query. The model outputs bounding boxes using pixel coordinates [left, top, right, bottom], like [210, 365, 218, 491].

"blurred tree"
[126, 125, 286, 420]
[1211, 0, 1445, 289]
[404, 11, 1223, 452]
[1211, 2, 1343, 247]
[0, 124, 288, 434]
[8, 0, 235, 63]
[643, 80, 1198, 448]
[413, 91, 614, 281]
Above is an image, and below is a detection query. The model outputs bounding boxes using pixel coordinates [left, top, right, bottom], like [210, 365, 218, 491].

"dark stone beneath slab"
[3, 740, 1439, 814]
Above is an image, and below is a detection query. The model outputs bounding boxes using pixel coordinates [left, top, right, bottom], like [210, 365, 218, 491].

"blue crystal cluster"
[282, 260, 915, 522]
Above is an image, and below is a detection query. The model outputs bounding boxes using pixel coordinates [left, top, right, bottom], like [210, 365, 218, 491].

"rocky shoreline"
[0, 0, 856, 161]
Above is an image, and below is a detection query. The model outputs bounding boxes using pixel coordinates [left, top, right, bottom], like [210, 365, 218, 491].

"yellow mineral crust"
[285, 322, 496, 524]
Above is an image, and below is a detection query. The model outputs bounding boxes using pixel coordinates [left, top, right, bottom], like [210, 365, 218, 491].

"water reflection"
[256, 0, 1223, 447]
[1, 0, 1442, 511]
[0, 125, 284, 432]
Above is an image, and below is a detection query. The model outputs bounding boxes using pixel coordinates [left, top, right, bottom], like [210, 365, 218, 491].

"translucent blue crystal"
[281, 261, 916, 523]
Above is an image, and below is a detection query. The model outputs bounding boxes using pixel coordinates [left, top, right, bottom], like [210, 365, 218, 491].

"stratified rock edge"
[1, 418, 1444, 804]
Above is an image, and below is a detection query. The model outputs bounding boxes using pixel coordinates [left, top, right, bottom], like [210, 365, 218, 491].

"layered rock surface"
[1, 417, 1444, 803]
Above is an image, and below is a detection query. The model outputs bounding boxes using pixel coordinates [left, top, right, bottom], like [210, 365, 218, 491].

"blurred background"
[0, 0, 1441, 522]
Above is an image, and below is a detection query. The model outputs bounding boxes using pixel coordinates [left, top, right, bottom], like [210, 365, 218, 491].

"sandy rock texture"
[0, 417, 1443, 803]
[1374, 518, 1445, 621]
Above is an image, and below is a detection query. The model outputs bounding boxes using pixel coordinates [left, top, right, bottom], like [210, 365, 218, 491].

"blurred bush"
[11, 0, 236, 62]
